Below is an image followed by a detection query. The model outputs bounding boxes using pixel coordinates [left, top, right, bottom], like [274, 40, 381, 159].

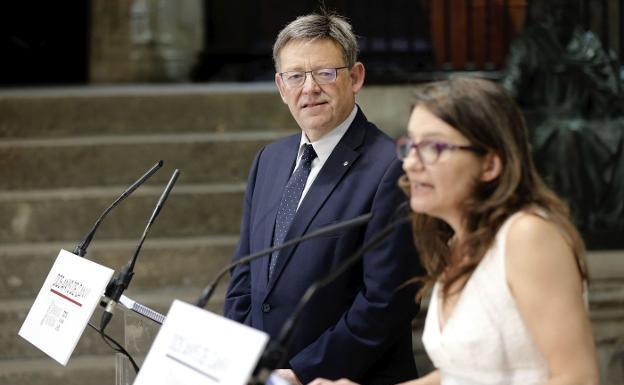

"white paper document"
[18, 249, 114, 365]
[134, 299, 269, 385]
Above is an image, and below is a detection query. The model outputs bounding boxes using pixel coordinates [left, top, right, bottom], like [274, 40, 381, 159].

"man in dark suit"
[224, 11, 421, 385]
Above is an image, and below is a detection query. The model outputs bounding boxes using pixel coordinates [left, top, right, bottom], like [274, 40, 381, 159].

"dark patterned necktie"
[269, 144, 317, 279]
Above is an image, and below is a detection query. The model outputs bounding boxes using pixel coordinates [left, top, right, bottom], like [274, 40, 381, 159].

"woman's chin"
[409, 201, 432, 216]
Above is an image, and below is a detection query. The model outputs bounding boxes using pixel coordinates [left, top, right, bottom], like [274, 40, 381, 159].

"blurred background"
[1, 1, 623, 384]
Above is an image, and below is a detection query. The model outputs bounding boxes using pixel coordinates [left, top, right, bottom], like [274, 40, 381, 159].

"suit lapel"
[264, 109, 368, 296]
[258, 135, 300, 282]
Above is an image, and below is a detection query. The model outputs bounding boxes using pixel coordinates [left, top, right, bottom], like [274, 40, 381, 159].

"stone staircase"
[1, 83, 622, 384]
[0, 83, 298, 384]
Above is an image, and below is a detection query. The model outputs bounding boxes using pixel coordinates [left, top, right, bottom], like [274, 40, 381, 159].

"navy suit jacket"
[224, 108, 421, 385]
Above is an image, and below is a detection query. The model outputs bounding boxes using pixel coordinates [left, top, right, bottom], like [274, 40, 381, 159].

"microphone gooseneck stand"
[100, 169, 180, 333]
[70, 160, 163, 374]
[74, 160, 163, 258]
[94, 166, 180, 373]
[195, 212, 374, 308]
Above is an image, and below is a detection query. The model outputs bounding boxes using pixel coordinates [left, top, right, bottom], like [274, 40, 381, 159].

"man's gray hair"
[272, 11, 359, 72]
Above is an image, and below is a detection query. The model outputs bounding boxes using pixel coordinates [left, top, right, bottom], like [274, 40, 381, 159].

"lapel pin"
[343, 161, 349, 167]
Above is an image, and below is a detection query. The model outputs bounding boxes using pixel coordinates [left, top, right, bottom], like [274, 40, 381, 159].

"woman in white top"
[308, 77, 599, 385]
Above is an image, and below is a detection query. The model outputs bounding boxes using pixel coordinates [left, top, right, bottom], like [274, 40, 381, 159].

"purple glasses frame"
[395, 136, 485, 164]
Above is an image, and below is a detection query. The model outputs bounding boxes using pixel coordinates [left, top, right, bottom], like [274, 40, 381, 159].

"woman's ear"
[480, 152, 502, 182]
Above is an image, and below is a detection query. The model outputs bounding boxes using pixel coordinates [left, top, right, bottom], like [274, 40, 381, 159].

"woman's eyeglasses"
[395, 136, 485, 164]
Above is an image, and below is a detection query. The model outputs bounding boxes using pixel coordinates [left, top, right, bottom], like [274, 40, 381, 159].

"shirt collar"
[298, 105, 358, 163]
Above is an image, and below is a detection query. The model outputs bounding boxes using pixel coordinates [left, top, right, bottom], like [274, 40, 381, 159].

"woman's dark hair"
[399, 76, 587, 301]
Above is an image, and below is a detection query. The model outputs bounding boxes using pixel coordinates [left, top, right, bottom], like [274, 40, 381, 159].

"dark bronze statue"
[502, 0, 624, 248]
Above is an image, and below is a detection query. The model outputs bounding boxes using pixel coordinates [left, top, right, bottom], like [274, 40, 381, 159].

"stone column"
[90, 0, 203, 83]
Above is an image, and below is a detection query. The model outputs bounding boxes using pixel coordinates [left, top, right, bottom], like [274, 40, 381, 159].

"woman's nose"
[402, 149, 424, 172]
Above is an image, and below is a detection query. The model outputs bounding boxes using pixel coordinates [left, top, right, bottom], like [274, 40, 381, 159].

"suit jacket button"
[262, 303, 271, 313]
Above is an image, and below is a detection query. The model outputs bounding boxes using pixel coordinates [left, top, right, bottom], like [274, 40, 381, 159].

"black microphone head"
[195, 285, 215, 308]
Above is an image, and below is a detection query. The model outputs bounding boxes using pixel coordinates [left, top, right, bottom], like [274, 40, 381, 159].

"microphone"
[251, 210, 411, 384]
[119, 294, 166, 325]
[73, 160, 163, 258]
[100, 169, 180, 332]
[195, 212, 374, 308]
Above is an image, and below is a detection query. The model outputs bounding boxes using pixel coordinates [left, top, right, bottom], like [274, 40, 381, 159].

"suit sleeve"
[223, 148, 264, 324]
[289, 158, 422, 383]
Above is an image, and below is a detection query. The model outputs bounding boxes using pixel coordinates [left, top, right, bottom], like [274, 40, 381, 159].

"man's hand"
[274, 369, 302, 385]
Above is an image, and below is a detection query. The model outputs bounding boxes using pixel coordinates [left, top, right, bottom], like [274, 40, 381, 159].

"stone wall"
[90, 0, 203, 83]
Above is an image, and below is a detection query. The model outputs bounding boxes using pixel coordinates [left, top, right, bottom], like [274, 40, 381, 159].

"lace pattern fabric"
[421, 212, 549, 385]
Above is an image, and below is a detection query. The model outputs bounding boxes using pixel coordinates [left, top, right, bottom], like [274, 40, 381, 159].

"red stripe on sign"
[50, 288, 83, 307]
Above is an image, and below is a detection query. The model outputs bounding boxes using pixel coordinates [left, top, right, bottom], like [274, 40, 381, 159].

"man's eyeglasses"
[395, 136, 485, 164]
[279, 67, 349, 88]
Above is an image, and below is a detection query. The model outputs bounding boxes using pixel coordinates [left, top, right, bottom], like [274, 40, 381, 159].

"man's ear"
[275, 73, 288, 104]
[480, 152, 502, 182]
[350, 62, 365, 93]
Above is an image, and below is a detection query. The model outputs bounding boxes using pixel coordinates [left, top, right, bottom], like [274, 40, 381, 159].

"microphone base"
[250, 340, 288, 384]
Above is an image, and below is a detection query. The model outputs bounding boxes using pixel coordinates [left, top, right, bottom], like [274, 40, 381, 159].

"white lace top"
[421, 212, 549, 385]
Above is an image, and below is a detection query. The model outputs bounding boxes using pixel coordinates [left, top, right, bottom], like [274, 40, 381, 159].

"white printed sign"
[134, 299, 269, 385]
[19, 249, 114, 365]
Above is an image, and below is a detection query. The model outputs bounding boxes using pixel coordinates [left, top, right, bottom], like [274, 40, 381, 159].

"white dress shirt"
[293, 105, 358, 209]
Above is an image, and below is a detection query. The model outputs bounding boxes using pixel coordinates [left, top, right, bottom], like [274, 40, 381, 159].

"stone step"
[0, 354, 116, 385]
[0, 236, 238, 300]
[0, 183, 245, 244]
[3, 286, 227, 361]
[0, 83, 295, 139]
[0, 84, 411, 140]
[0, 131, 290, 190]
